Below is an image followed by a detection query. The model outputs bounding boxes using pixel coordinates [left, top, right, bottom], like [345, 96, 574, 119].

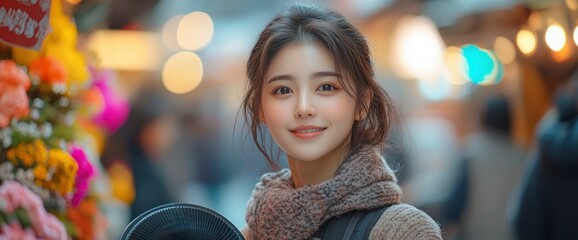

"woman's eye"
[274, 86, 292, 95]
[319, 84, 336, 91]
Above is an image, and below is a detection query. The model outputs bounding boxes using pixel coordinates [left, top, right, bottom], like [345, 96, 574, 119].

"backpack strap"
[343, 210, 365, 239]
[311, 204, 392, 240]
[312, 210, 365, 239]
[356, 205, 390, 239]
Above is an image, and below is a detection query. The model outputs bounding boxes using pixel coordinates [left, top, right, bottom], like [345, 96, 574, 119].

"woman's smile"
[289, 125, 327, 140]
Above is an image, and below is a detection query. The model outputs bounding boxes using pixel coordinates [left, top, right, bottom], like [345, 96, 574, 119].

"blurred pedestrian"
[510, 73, 578, 240]
[454, 94, 526, 240]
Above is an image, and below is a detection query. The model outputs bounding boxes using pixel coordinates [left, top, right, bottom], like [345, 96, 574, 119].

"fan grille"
[120, 203, 244, 240]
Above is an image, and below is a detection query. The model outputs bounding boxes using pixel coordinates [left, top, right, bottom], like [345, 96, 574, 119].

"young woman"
[240, 4, 442, 239]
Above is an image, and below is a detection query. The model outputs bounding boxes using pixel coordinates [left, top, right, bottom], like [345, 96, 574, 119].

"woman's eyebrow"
[267, 74, 294, 84]
[267, 71, 340, 84]
[312, 71, 341, 79]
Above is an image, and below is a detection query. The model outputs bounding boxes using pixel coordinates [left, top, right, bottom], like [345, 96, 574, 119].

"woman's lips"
[290, 126, 326, 139]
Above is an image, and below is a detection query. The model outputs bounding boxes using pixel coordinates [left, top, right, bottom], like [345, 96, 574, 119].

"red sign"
[0, 0, 51, 50]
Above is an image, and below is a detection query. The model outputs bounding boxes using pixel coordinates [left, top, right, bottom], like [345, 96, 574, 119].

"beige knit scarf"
[246, 146, 402, 240]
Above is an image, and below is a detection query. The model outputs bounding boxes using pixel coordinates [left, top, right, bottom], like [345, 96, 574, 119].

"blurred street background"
[6, 0, 576, 239]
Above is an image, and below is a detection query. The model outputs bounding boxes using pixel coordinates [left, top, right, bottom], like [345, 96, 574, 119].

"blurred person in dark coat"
[453, 95, 526, 240]
[510, 74, 578, 240]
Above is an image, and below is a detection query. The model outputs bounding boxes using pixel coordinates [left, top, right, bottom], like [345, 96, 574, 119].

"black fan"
[119, 203, 245, 240]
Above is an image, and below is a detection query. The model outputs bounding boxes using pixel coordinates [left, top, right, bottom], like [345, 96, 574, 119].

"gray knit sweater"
[244, 146, 442, 239]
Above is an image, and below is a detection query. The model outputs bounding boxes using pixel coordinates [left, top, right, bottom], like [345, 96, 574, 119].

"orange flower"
[28, 57, 68, 85]
[67, 198, 105, 240]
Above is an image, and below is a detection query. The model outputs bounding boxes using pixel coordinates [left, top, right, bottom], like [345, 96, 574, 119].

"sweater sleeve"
[369, 204, 442, 240]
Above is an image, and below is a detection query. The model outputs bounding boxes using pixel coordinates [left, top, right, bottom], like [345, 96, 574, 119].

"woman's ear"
[355, 108, 368, 121]
[355, 91, 371, 121]
[259, 111, 267, 125]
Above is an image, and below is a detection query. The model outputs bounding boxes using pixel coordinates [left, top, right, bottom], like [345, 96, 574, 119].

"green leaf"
[57, 214, 79, 237]
[14, 208, 32, 228]
[0, 211, 7, 225]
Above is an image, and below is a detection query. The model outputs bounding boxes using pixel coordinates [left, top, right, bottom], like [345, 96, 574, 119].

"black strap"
[314, 210, 364, 239]
[343, 211, 365, 239]
[358, 205, 389, 239]
[312, 204, 392, 240]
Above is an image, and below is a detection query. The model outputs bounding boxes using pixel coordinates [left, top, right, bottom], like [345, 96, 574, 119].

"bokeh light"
[478, 50, 503, 86]
[573, 26, 578, 47]
[177, 11, 214, 51]
[527, 12, 543, 31]
[493, 36, 516, 65]
[162, 51, 203, 94]
[462, 45, 500, 85]
[86, 30, 161, 71]
[390, 15, 445, 81]
[162, 15, 184, 51]
[545, 24, 566, 52]
[516, 28, 537, 56]
[442, 46, 469, 85]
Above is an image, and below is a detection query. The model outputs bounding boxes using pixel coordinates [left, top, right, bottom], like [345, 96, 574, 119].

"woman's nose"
[294, 94, 317, 118]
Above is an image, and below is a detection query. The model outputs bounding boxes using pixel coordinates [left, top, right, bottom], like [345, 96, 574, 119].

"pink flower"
[0, 181, 43, 215]
[41, 214, 68, 240]
[0, 60, 31, 127]
[90, 68, 130, 133]
[69, 145, 96, 206]
[0, 87, 30, 127]
[0, 222, 36, 240]
[0, 60, 30, 89]
[0, 181, 67, 240]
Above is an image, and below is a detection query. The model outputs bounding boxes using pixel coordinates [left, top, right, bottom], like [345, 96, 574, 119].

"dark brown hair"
[241, 4, 399, 169]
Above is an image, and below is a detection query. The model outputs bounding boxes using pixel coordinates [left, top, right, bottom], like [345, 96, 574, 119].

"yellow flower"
[6, 140, 49, 168]
[33, 140, 49, 165]
[34, 165, 48, 181]
[59, 181, 74, 196]
[109, 162, 135, 205]
[15, 143, 33, 167]
[11, 0, 89, 94]
[12, 0, 66, 65]
[47, 178, 58, 191]
[46, 148, 78, 195]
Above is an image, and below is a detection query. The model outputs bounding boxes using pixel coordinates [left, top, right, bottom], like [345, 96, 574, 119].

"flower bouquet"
[0, 0, 129, 239]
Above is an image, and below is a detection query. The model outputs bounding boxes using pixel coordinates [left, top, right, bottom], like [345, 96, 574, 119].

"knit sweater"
[244, 146, 442, 240]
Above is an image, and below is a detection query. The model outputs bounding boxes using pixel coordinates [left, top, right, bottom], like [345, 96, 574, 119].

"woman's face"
[261, 42, 357, 163]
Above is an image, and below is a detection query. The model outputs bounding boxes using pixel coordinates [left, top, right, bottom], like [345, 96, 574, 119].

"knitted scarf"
[246, 146, 402, 240]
